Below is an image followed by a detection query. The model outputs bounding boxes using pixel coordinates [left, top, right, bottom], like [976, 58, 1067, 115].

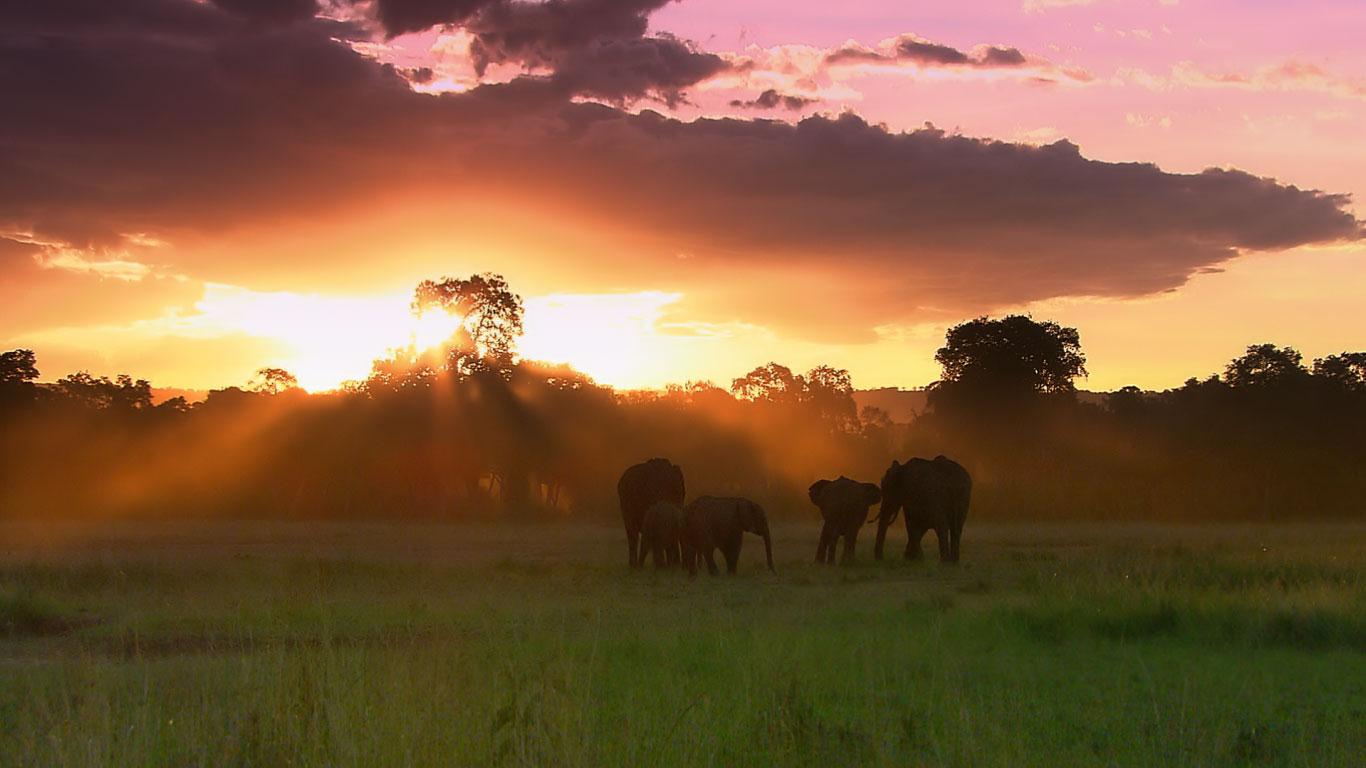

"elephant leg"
[704, 550, 720, 576]
[904, 528, 925, 560]
[949, 523, 963, 563]
[723, 546, 739, 574]
[841, 529, 857, 565]
[683, 543, 697, 576]
[816, 523, 833, 563]
[652, 539, 666, 569]
[627, 528, 641, 569]
[936, 526, 952, 562]
[668, 539, 681, 567]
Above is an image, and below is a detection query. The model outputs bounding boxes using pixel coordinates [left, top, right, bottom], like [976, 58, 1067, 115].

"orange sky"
[2, 1, 1362, 393]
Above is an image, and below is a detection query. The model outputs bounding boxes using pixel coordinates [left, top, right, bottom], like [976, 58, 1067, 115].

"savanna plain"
[1, 519, 1362, 767]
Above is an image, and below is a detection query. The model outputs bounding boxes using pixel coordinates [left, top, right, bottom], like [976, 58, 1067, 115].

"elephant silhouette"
[808, 476, 881, 564]
[874, 455, 971, 563]
[682, 496, 776, 576]
[617, 458, 685, 568]
[640, 501, 685, 569]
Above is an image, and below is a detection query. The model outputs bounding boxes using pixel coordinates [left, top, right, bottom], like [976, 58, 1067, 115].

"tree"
[801, 364, 858, 431]
[860, 405, 893, 430]
[931, 315, 1087, 411]
[0, 349, 39, 385]
[55, 372, 152, 411]
[731, 363, 801, 404]
[1223, 344, 1308, 388]
[663, 380, 733, 409]
[249, 367, 300, 395]
[361, 344, 441, 394]
[1106, 385, 1150, 422]
[413, 273, 525, 377]
[0, 349, 41, 409]
[1312, 352, 1366, 392]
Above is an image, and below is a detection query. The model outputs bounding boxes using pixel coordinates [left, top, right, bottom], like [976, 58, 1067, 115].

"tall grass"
[0, 520, 1361, 766]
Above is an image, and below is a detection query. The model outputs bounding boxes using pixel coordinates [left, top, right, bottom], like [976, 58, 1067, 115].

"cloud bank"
[1, 0, 1359, 342]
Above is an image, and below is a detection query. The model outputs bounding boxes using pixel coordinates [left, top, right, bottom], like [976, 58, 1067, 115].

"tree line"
[1, 273, 1363, 522]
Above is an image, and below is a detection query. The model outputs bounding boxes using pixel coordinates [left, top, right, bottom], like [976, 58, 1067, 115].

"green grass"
[0, 520, 1362, 767]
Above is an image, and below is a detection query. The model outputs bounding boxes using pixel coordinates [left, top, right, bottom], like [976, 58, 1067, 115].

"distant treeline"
[1, 276, 1363, 522]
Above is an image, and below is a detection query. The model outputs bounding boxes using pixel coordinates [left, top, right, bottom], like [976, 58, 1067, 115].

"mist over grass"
[1, 520, 1361, 766]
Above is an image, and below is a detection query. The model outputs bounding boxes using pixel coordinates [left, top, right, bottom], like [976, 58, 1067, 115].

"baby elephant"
[682, 496, 776, 576]
[808, 476, 882, 564]
[640, 501, 685, 568]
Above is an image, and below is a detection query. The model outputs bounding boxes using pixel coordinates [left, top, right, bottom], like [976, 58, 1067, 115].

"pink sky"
[2, 0, 1362, 392]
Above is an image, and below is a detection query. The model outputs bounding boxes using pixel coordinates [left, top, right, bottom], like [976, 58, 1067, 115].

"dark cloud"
[895, 38, 971, 66]
[364, 0, 721, 102]
[729, 89, 818, 111]
[467, 1, 721, 103]
[545, 33, 727, 105]
[1, 0, 1359, 340]
[406, 65, 436, 83]
[210, 0, 318, 24]
[368, 0, 495, 36]
[978, 45, 1027, 67]
[828, 35, 1032, 70]
[463, 0, 667, 67]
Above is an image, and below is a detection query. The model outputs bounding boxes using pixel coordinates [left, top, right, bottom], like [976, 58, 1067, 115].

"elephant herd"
[617, 455, 972, 575]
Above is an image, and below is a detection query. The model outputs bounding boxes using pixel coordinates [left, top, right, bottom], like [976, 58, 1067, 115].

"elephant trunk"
[874, 516, 889, 560]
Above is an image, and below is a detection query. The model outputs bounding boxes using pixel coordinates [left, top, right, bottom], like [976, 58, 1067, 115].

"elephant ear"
[861, 483, 882, 506]
[807, 479, 831, 506]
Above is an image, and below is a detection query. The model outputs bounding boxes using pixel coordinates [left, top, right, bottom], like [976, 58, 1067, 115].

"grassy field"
[1, 519, 1362, 767]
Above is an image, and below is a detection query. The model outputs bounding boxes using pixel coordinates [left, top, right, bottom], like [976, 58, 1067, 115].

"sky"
[2, 0, 1363, 393]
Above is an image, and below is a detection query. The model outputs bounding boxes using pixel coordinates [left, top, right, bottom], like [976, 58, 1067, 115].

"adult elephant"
[874, 456, 972, 563]
[808, 476, 882, 564]
[617, 458, 685, 568]
[640, 501, 685, 569]
[682, 496, 776, 576]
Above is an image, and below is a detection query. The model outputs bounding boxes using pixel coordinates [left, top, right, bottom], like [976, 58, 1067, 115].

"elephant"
[682, 496, 776, 576]
[874, 455, 971, 563]
[807, 476, 882, 564]
[640, 501, 685, 569]
[617, 458, 685, 568]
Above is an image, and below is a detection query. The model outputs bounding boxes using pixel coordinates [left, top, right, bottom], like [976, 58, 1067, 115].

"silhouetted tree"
[0, 349, 38, 385]
[249, 367, 300, 395]
[928, 315, 1086, 425]
[859, 405, 893, 430]
[663, 380, 733, 409]
[0, 349, 40, 410]
[802, 364, 858, 432]
[1312, 352, 1366, 392]
[731, 363, 802, 404]
[1106, 385, 1150, 422]
[55, 372, 152, 411]
[414, 273, 525, 377]
[935, 315, 1086, 395]
[1223, 343, 1308, 388]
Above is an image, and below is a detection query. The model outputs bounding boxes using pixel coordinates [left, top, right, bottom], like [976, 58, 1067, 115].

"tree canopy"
[1223, 344, 1309, 388]
[0, 349, 38, 385]
[413, 273, 525, 377]
[934, 315, 1087, 396]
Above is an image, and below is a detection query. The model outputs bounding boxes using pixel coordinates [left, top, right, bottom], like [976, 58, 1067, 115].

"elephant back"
[932, 455, 972, 495]
[618, 458, 686, 525]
